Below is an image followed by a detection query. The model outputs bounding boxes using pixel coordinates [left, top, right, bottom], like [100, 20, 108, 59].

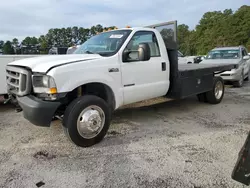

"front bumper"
[216, 70, 241, 81]
[17, 95, 61, 127]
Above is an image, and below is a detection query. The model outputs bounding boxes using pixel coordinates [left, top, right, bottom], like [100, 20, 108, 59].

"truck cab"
[6, 21, 236, 147]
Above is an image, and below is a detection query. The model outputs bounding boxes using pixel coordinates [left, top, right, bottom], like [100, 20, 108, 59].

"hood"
[200, 58, 240, 65]
[8, 54, 102, 73]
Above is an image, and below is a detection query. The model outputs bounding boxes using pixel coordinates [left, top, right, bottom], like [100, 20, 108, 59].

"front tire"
[63, 95, 111, 147]
[233, 72, 244, 87]
[245, 70, 249, 81]
[205, 77, 225, 104]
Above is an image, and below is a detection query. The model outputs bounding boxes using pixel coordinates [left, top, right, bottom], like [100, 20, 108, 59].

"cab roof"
[105, 27, 157, 32]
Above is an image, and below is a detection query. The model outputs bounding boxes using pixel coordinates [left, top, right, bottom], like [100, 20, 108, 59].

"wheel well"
[67, 83, 116, 111]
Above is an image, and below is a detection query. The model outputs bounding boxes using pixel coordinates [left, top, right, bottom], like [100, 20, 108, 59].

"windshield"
[206, 49, 240, 59]
[74, 29, 132, 56]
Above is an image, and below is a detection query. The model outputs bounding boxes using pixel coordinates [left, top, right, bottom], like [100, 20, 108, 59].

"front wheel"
[205, 77, 225, 104]
[233, 72, 244, 87]
[63, 95, 111, 147]
[245, 70, 249, 81]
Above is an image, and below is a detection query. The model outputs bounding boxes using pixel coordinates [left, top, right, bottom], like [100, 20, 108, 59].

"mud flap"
[232, 131, 250, 186]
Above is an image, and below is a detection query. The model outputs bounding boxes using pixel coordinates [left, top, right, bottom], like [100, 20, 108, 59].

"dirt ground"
[0, 81, 250, 188]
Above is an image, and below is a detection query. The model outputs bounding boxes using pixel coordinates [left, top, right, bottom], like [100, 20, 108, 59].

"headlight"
[32, 75, 57, 94]
[230, 69, 237, 73]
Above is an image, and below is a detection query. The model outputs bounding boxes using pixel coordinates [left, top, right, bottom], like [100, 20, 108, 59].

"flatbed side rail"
[178, 63, 238, 78]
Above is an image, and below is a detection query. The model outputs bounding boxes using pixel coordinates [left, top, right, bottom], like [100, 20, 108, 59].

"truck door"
[120, 30, 169, 105]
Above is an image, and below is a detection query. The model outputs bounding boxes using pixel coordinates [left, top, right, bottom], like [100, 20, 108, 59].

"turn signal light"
[49, 87, 57, 94]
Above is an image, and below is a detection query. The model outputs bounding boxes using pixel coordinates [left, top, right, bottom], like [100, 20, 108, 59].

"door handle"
[162, 62, 166, 71]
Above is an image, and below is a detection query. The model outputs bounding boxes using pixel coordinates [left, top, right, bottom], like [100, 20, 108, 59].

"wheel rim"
[214, 81, 223, 100]
[77, 105, 105, 139]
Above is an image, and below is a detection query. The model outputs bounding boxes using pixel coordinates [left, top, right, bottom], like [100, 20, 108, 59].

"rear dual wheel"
[197, 77, 224, 104]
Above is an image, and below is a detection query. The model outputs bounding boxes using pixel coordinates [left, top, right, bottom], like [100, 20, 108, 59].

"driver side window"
[124, 31, 160, 61]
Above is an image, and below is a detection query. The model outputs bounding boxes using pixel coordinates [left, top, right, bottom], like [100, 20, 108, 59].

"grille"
[6, 66, 32, 96]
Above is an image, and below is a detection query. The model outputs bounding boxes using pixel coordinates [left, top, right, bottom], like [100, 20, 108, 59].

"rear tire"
[205, 77, 225, 104]
[63, 95, 111, 147]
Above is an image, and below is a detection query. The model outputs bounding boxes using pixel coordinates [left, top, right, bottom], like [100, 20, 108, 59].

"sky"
[0, 0, 249, 41]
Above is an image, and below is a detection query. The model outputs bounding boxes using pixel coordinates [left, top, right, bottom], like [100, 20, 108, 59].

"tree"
[3, 41, 15, 54]
[60, 27, 72, 47]
[12, 38, 19, 47]
[30, 37, 38, 46]
[71, 26, 80, 44]
[0, 40, 4, 49]
[90, 24, 103, 36]
[38, 35, 49, 54]
[46, 28, 66, 47]
[177, 24, 191, 55]
[176, 6, 250, 55]
[22, 37, 32, 47]
[78, 27, 90, 44]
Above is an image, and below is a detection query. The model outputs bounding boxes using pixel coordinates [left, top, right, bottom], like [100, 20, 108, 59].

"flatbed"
[167, 63, 237, 99]
[178, 63, 236, 72]
[178, 63, 237, 77]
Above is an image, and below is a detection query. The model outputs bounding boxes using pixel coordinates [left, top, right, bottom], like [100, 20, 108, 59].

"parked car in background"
[194, 55, 206, 64]
[67, 45, 80, 54]
[201, 46, 250, 87]
[48, 47, 68, 55]
[177, 51, 196, 64]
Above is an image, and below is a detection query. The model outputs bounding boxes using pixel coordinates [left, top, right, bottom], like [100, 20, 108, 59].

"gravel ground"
[0, 81, 250, 188]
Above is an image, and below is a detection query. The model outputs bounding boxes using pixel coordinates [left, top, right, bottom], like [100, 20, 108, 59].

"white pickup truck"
[6, 21, 236, 147]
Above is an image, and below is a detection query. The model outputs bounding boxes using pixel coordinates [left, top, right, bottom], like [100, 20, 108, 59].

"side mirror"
[243, 55, 250, 60]
[122, 50, 130, 62]
[122, 42, 151, 62]
[138, 43, 151, 61]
